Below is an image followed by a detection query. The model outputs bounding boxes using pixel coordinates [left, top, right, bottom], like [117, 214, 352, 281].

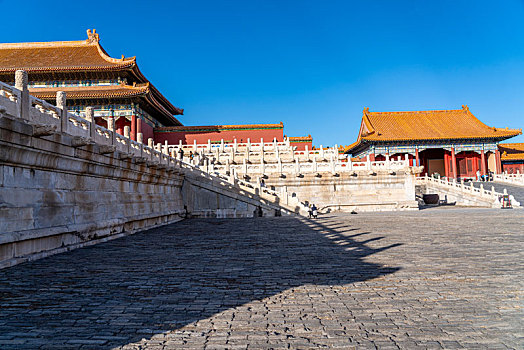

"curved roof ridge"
[368, 108, 463, 114]
[0, 39, 91, 48]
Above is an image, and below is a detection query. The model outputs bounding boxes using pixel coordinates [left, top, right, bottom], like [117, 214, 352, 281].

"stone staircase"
[416, 176, 521, 208]
[472, 181, 524, 207]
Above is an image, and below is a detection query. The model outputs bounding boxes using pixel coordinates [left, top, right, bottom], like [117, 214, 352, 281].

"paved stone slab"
[0, 208, 522, 349]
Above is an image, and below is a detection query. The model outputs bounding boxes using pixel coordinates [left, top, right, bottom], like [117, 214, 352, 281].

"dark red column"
[415, 148, 420, 167]
[116, 117, 123, 136]
[495, 149, 502, 174]
[480, 150, 486, 176]
[451, 147, 457, 179]
[444, 152, 450, 178]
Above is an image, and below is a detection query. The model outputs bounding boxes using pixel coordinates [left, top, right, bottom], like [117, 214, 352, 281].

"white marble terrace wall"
[0, 71, 286, 268]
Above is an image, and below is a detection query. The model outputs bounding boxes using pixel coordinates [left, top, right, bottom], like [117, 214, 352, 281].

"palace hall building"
[345, 106, 522, 179]
[0, 29, 313, 150]
[498, 143, 524, 174]
[0, 29, 183, 143]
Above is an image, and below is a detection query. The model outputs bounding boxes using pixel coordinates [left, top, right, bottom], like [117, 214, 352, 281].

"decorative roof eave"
[343, 133, 522, 155]
[142, 90, 182, 126]
[0, 63, 136, 74]
[29, 83, 182, 126]
[360, 131, 522, 143]
[29, 84, 150, 99]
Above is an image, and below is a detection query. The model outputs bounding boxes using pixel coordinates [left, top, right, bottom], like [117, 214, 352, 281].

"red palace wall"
[154, 128, 284, 145]
[140, 120, 155, 144]
[502, 162, 524, 174]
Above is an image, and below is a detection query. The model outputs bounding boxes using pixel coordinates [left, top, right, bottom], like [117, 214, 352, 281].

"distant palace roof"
[0, 29, 183, 125]
[345, 106, 522, 154]
[499, 143, 524, 161]
[289, 135, 312, 142]
[156, 123, 284, 132]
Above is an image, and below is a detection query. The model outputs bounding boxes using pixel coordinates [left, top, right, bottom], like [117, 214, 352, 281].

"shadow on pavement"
[0, 215, 401, 349]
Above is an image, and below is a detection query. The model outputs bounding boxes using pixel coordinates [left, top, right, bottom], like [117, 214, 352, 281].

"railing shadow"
[0, 216, 402, 349]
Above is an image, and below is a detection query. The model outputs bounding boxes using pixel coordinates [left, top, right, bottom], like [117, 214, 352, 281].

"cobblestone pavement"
[0, 208, 522, 349]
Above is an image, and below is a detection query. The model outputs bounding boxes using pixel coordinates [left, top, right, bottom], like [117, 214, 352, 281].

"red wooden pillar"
[415, 148, 419, 167]
[451, 147, 457, 179]
[495, 149, 502, 174]
[131, 115, 137, 141]
[444, 152, 450, 178]
[116, 117, 123, 136]
[369, 153, 376, 161]
[480, 150, 486, 176]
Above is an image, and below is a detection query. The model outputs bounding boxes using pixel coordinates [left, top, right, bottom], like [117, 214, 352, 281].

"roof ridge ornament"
[86, 29, 100, 44]
[462, 104, 470, 112]
[363, 107, 370, 114]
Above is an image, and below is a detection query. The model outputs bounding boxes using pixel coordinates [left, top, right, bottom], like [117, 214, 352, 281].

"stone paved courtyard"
[0, 208, 522, 349]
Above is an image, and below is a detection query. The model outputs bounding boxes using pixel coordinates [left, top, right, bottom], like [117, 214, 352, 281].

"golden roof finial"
[363, 107, 370, 114]
[86, 29, 100, 43]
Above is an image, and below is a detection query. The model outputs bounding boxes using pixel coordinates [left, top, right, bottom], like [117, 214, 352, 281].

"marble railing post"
[124, 126, 131, 152]
[305, 145, 309, 161]
[207, 139, 211, 152]
[193, 139, 197, 152]
[15, 70, 29, 120]
[107, 116, 116, 145]
[137, 132, 143, 144]
[56, 91, 68, 133]
[148, 138, 154, 149]
[85, 107, 96, 140]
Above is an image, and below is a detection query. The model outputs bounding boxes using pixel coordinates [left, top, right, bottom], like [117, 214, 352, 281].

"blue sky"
[2, 0, 523, 145]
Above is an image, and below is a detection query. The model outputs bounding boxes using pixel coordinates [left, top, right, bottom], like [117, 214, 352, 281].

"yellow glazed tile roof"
[0, 29, 134, 73]
[499, 143, 524, 161]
